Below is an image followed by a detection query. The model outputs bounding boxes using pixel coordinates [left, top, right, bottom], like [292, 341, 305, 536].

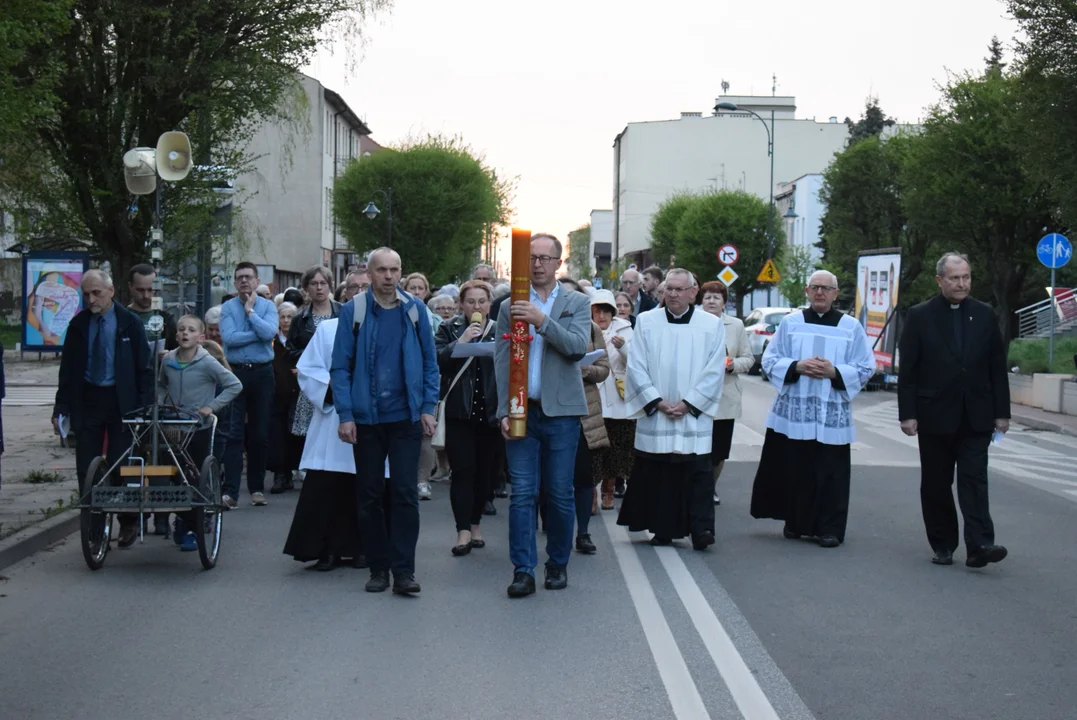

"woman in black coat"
[434, 280, 499, 556]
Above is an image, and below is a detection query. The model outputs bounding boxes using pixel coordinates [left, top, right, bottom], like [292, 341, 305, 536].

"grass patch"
[0, 323, 19, 351]
[24, 470, 66, 484]
[1008, 336, 1077, 375]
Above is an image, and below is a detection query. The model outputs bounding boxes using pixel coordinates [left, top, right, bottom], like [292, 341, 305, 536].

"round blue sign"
[1037, 233, 1072, 269]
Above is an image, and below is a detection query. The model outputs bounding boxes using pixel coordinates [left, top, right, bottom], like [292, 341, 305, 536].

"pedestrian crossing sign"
[717, 266, 739, 286]
[756, 259, 781, 283]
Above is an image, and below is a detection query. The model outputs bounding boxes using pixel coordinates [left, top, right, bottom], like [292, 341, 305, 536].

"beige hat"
[590, 289, 617, 312]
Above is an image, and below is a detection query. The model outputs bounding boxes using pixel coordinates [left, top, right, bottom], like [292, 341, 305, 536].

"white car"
[741, 306, 794, 376]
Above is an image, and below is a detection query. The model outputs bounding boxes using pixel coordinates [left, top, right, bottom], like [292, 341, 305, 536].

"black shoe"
[614, 478, 626, 498]
[507, 572, 536, 598]
[313, 556, 338, 572]
[782, 525, 801, 540]
[283, 478, 295, 491]
[544, 564, 568, 590]
[576, 534, 597, 554]
[692, 531, 716, 551]
[469, 538, 486, 549]
[494, 488, 509, 499]
[818, 535, 841, 548]
[392, 573, 421, 595]
[117, 525, 139, 548]
[931, 549, 954, 566]
[966, 545, 1008, 568]
[649, 535, 672, 546]
[269, 474, 288, 494]
[153, 515, 170, 536]
[352, 554, 368, 569]
[365, 570, 390, 593]
[451, 543, 472, 557]
[483, 500, 497, 516]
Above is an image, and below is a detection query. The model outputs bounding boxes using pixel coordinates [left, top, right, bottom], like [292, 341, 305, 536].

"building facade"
[229, 73, 373, 290]
[589, 209, 613, 281]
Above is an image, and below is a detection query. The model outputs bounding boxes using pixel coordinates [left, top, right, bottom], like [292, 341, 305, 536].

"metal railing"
[1015, 288, 1077, 338]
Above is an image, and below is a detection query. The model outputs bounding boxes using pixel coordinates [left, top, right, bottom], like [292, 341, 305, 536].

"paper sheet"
[451, 342, 495, 358]
[579, 349, 606, 367]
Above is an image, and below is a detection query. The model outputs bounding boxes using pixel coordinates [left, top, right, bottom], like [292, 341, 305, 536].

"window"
[325, 187, 333, 228]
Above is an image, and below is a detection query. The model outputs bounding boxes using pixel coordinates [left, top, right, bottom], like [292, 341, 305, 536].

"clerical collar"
[945, 297, 965, 310]
[665, 305, 694, 324]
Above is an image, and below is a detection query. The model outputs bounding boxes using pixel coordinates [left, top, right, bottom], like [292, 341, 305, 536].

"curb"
[0, 511, 80, 571]
[1012, 412, 1077, 438]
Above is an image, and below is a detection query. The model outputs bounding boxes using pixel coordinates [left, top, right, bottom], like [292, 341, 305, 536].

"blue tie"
[90, 316, 104, 385]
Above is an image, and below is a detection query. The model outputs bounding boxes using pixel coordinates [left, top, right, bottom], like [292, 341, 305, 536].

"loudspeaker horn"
[155, 131, 192, 182]
[122, 147, 157, 195]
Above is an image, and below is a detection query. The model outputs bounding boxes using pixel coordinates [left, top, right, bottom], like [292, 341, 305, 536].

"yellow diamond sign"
[756, 259, 781, 283]
[717, 266, 739, 286]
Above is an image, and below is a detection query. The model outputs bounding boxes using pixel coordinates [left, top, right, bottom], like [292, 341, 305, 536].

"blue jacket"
[330, 289, 440, 425]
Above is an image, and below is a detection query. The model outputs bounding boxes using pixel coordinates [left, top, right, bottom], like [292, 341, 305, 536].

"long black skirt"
[617, 452, 713, 539]
[283, 470, 362, 562]
[750, 429, 851, 542]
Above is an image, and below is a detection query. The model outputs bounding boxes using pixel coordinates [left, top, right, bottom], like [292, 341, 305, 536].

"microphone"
[470, 312, 482, 325]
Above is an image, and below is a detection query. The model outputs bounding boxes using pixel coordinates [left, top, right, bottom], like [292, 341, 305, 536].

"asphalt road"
[1, 378, 1075, 720]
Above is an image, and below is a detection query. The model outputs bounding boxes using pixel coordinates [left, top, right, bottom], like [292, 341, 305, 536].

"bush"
[1007, 336, 1077, 375]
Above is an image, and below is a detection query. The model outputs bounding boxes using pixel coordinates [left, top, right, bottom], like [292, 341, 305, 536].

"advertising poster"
[22, 252, 89, 351]
[854, 249, 902, 372]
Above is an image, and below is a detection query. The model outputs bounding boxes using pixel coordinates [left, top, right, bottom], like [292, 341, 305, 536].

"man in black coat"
[53, 269, 154, 547]
[898, 252, 1010, 569]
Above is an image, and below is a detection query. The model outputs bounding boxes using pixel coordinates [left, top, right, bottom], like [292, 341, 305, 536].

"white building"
[775, 173, 825, 262]
[230, 73, 373, 290]
[589, 209, 613, 279]
[612, 95, 849, 270]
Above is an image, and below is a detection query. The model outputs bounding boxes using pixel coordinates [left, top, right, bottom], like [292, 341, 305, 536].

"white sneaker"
[251, 492, 267, 506]
[418, 482, 432, 501]
[222, 495, 238, 510]
[713, 492, 721, 506]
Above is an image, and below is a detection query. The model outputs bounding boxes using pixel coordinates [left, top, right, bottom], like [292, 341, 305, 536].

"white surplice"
[624, 307, 726, 455]
[762, 311, 875, 446]
[296, 319, 356, 473]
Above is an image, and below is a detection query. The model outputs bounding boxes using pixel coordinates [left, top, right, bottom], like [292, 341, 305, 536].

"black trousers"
[75, 384, 135, 529]
[353, 420, 422, 575]
[445, 419, 499, 531]
[918, 423, 995, 552]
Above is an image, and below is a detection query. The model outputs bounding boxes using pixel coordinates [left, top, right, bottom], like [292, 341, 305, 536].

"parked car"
[742, 307, 794, 376]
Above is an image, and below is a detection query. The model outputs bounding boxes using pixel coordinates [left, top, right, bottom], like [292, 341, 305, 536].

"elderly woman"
[591, 290, 635, 505]
[434, 280, 499, 555]
[284, 317, 363, 570]
[700, 281, 753, 504]
[428, 294, 456, 326]
[269, 302, 300, 491]
[615, 291, 634, 325]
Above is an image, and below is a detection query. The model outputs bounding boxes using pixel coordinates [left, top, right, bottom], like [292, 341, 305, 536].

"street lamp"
[363, 187, 393, 248]
[715, 101, 776, 304]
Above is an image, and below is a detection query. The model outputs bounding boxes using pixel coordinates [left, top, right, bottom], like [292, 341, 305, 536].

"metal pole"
[386, 187, 393, 248]
[766, 109, 775, 306]
[1049, 265, 1056, 369]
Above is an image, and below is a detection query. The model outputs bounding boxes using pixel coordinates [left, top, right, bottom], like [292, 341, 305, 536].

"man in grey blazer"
[496, 234, 590, 597]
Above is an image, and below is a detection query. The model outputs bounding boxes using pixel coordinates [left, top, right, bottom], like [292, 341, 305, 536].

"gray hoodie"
[157, 346, 242, 413]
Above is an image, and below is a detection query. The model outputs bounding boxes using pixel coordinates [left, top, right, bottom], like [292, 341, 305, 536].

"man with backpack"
[330, 247, 439, 596]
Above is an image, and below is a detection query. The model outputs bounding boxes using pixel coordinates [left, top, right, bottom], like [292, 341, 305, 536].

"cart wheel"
[194, 456, 222, 570]
[80, 456, 111, 570]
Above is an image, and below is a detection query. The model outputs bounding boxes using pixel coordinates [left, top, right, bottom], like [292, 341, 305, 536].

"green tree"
[334, 134, 512, 285]
[0, 0, 70, 144]
[777, 244, 816, 306]
[844, 97, 896, 146]
[817, 133, 936, 310]
[566, 223, 593, 279]
[649, 191, 696, 268]
[0, 0, 389, 287]
[901, 69, 1056, 342]
[668, 190, 784, 317]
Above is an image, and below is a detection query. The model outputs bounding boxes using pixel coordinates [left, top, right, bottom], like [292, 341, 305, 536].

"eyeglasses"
[808, 285, 837, 292]
[308, 281, 330, 288]
[530, 255, 560, 265]
[235, 274, 256, 282]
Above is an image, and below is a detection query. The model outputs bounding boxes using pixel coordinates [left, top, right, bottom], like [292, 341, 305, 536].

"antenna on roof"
[721, 79, 730, 94]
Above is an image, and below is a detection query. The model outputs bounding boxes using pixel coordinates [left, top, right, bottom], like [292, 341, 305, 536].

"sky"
[303, 0, 1018, 274]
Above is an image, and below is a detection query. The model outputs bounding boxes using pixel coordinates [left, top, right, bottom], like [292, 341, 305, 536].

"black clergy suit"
[898, 294, 1010, 553]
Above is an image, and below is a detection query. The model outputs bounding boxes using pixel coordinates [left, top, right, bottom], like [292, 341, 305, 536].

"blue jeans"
[505, 405, 580, 575]
[223, 363, 274, 499]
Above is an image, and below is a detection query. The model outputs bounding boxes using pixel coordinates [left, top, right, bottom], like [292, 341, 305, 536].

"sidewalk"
[1010, 402, 1077, 437]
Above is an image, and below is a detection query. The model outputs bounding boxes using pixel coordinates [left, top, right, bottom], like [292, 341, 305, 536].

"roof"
[324, 88, 371, 136]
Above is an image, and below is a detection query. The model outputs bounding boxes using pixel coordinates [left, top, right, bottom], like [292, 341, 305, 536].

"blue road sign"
[1037, 233, 1072, 269]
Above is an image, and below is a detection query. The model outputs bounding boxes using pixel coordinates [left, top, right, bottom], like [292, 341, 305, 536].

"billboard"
[855, 249, 901, 371]
[22, 252, 89, 352]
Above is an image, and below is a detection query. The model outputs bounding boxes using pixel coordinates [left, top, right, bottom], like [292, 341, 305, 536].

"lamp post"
[362, 186, 393, 248]
[714, 101, 776, 304]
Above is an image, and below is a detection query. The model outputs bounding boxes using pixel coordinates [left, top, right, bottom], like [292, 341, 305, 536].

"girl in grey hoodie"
[157, 315, 242, 549]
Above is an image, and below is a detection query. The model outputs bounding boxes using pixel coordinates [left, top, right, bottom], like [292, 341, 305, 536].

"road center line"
[655, 547, 783, 720]
[602, 511, 712, 720]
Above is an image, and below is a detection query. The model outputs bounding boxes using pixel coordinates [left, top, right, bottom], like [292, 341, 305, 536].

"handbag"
[431, 320, 492, 450]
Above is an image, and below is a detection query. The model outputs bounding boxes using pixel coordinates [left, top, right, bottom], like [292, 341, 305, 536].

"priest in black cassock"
[617, 269, 726, 550]
[750, 271, 875, 548]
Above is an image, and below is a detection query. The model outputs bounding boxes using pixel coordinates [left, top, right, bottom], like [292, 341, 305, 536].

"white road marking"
[656, 547, 783, 720]
[603, 512, 712, 719]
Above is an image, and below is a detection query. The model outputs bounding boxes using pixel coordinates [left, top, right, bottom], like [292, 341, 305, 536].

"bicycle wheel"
[194, 455, 222, 570]
[80, 456, 111, 570]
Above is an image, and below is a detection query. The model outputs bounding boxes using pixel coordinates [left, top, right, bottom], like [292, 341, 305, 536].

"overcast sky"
[304, 0, 1017, 271]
